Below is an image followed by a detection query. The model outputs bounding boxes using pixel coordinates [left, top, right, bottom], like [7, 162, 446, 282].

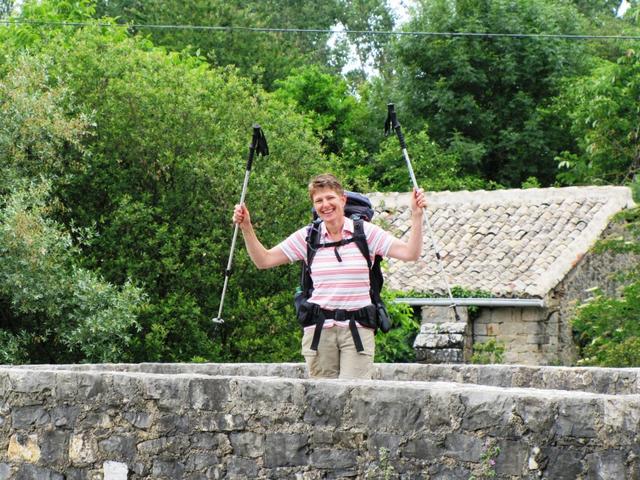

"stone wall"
[0, 363, 638, 479]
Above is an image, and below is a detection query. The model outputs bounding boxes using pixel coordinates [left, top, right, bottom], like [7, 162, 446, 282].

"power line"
[2, 19, 640, 41]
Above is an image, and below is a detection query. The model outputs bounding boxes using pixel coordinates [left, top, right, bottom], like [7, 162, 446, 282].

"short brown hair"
[308, 173, 344, 200]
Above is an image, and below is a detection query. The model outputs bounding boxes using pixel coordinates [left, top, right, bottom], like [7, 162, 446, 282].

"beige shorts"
[301, 326, 375, 379]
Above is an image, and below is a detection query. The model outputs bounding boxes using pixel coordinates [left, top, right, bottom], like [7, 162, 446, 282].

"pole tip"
[212, 318, 225, 324]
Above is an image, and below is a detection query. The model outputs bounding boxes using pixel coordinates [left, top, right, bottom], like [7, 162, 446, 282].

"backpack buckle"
[335, 309, 346, 322]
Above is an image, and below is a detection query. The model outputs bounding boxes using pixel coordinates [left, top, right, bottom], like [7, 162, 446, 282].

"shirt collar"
[320, 217, 354, 239]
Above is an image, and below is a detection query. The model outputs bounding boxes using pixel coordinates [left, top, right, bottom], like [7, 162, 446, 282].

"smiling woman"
[232, 172, 427, 379]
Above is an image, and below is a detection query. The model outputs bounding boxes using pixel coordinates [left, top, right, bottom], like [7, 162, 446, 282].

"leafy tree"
[554, 49, 640, 185]
[372, 129, 498, 192]
[273, 65, 371, 156]
[572, 207, 640, 367]
[92, 0, 343, 89]
[0, 55, 144, 363]
[93, 0, 395, 89]
[386, 0, 591, 187]
[17, 25, 329, 362]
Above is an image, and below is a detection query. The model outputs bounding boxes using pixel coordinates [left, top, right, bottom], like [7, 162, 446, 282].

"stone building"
[368, 186, 636, 365]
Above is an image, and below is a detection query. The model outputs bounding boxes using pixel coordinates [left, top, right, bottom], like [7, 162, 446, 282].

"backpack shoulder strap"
[306, 219, 323, 270]
[352, 219, 372, 269]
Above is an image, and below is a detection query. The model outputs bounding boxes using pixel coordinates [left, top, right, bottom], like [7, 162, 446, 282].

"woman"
[233, 173, 427, 379]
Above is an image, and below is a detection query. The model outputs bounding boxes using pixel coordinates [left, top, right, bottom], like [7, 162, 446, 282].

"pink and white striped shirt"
[277, 217, 394, 330]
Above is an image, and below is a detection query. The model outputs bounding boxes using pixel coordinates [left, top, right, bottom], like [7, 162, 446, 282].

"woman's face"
[311, 187, 347, 224]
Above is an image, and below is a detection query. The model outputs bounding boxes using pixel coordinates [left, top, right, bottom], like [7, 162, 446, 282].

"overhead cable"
[2, 19, 640, 41]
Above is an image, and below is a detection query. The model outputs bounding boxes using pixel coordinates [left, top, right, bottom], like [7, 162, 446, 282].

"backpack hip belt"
[302, 303, 377, 352]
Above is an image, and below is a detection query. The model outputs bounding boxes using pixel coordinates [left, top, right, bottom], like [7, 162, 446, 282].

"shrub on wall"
[572, 207, 640, 367]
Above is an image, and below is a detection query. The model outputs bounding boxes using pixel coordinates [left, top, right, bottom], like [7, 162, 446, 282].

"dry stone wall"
[0, 363, 638, 479]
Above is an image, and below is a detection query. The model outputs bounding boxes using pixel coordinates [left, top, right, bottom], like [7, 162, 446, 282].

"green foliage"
[0, 181, 145, 363]
[221, 291, 302, 363]
[92, 0, 395, 90]
[374, 289, 420, 363]
[0, 0, 14, 19]
[387, 0, 590, 187]
[373, 129, 499, 192]
[273, 65, 369, 157]
[572, 282, 640, 367]
[521, 176, 541, 189]
[471, 339, 506, 364]
[0, 50, 143, 364]
[554, 50, 640, 185]
[6, 25, 326, 363]
[572, 206, 640, 367]
[469, 440, 501, 480]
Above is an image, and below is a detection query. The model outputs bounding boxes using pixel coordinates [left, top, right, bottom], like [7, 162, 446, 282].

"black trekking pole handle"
[386, 103, 408, 150]
[246, 124, 269, 172]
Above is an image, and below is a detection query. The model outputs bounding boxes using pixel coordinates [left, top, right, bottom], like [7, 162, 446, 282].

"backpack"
[294, 191, 391, 352]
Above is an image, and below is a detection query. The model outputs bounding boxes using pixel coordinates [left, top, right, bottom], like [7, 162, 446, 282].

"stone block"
[69, 433, 98, 465]
[14, 464, 63, 480]
[415, 348, 463, 363]
[40, 430, 70, 465]
[303, 383, 349, 427]
[494, 441, 528, 476]
[124, 411, 152, 430]
[264, 433, 308, 467]
[420, 322, 467, 335]
[50, 406, 80, 428]
[585, 450, 627, 480]
[8, 433, 40, 463]
[103, 461, 128, 480]
[136, 436, 189, 455]
[403, 437, 444, 460]
[11, 406, 50, 428]
[98, 435, 136, 461]
[0, 464, 11, 480]
[185, 453, 220, 471]
[556, 398, 601, 438]
[413, 333, 464, 349]
[145, 376, 190, 410]
[444, 433, 484, 462]
[226, 457, 258, 479]
[367, 434, 403, 457]
[230, 432, 264, 458]
[151, 460, 185, 479]
[193, 413, 245, 432]
[542, 446, 584, 479]
[421, 306, 468, 323]
[309, 449, 357, 470]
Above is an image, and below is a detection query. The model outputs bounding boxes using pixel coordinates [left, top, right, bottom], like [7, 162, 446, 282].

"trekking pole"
[384, 103, 461, 322]
[212, 124, 269, 324]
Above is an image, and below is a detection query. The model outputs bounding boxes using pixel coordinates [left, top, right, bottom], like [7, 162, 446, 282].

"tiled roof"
[369, 187, 635, 298]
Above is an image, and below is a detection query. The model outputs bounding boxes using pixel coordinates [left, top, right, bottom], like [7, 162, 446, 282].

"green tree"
[17, 24, 329, 362]
[572, 208, 640, 367]
[0, 55, 144, 364]
[372, 129, 497, 192]
[92, 0, 343, 89]
[273, 65, 371, 156]
[386, 0, 591, 187]
[554, 49, 640, 185]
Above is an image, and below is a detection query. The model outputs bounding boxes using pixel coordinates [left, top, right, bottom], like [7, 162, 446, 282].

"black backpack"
[294, 192, 391, 344]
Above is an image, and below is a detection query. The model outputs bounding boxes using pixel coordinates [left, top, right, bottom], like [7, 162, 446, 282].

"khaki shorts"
[301, 326, 375, 379]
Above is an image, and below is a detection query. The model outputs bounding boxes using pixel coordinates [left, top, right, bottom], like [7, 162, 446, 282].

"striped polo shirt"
[278, 217, 394, 330]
